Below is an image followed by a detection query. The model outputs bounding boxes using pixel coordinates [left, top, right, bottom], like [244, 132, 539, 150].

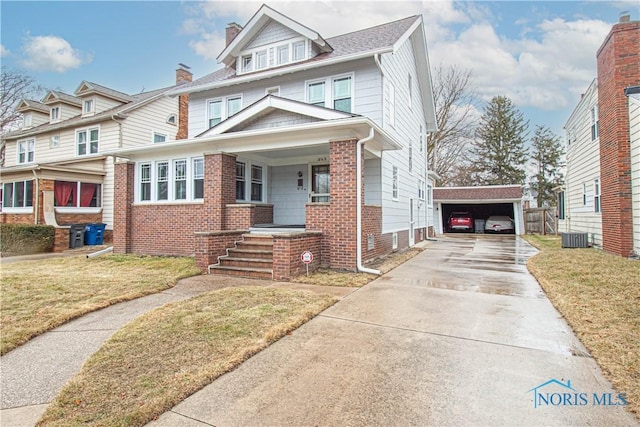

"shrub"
[0, 224, 55, 255]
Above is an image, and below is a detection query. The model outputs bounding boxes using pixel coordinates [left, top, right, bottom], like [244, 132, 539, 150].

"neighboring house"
[0, 67, 190, 248]
[626, 86, 640, 256]
[559, 79, 603, 247]
[111, 4, 437, 279]
[559, 15, 639, 256]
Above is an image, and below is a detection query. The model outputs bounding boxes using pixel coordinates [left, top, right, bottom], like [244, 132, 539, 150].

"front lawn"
[0, 255, 201, 355]
[523, 234, 640, 417]
[38, 287, 336, 426]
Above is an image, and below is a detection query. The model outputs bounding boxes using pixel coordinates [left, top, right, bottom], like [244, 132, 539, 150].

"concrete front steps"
[209, 234, 274, 279]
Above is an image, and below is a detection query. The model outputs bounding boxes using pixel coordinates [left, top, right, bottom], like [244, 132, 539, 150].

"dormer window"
[236, 38, 308, 75]
[23, 114, 32, 127]
[83, 99, 94, 114]
[50, 107, 60, 122]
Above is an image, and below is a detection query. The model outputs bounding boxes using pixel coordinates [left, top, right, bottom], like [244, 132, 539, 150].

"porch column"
[113, 160, 135, 253]
[204, 152, 236, 231]
[37, 178, 55, 225]
[329, 138, 360, 271]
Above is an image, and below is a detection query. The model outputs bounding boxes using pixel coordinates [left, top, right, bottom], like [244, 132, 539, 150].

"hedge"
[0, 224, 55, 255]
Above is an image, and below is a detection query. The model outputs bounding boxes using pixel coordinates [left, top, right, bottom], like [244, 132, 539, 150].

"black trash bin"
[69, 224, 86, 249]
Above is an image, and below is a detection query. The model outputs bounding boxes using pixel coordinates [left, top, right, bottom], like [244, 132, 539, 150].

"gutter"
[356, 127, 381, 275]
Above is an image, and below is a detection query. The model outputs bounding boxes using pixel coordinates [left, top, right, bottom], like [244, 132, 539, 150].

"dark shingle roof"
[433, 186, 523, 201]
[180, 15, 420, 90]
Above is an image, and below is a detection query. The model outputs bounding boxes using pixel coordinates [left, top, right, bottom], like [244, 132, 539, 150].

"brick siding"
[194, 230, 246, 270]
[225, 204, 274, 229]
[596, 21, 639, 256]
[273, 232, 322, 280]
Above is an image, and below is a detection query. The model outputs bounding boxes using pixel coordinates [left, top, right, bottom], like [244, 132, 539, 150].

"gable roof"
[198, 94, 357, 137]
[433, 185, 523, 202]
[217, 4, 332, 67]
[3, 86, 172, 140]
[75, 81, 134, 102]
[42, 90, 82, 107]
[169, 14, 421, 96]
[16, 99, 49, 114]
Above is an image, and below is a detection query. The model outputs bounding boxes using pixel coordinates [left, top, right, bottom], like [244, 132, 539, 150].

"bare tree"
[427, 65, 480, 186]
[1, 67, 44, 165]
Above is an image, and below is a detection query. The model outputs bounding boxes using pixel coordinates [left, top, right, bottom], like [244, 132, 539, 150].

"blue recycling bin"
[85, 223, 106, 245]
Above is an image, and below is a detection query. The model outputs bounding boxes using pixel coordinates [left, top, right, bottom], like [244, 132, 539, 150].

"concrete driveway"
[151, 235, 637, 426]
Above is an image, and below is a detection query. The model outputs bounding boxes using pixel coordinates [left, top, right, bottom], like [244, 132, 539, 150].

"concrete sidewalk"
[0, 273, 355, 427]
[149, 235, 637, 426]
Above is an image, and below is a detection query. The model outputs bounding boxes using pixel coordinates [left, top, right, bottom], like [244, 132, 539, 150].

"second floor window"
[333, 77, 351, 112]
[209, 100, 222, 127]
[77, 128, 99, 155]
[306, 75, 353, 113]
[208, 95, 242, 128]
[308, 82, 326, 107]
[17, 139, 35, 164]
[591, 105, 599, 141]
[50, 107, 60, 121]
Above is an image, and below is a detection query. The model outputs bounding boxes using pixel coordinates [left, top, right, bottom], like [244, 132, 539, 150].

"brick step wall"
[209, 234, 274, 279]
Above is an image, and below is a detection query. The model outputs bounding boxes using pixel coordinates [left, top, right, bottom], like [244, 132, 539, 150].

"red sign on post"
[301, 251, 313, 264]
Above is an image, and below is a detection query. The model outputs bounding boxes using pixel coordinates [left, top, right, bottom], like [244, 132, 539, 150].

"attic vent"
[166, 114, 177, 125]
[561, 232, 589, 248]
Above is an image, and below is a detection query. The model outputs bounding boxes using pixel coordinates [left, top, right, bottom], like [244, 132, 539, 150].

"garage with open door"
[433, 185, 524, 235]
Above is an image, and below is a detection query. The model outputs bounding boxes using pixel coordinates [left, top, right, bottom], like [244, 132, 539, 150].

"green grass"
[38, 287, 337, 427]
[523, 235, 640, 418]
[1, 255, 201, 355]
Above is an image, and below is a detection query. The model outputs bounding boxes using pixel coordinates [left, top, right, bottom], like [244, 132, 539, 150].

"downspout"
[32, 169, 39, 224]
[357, 127, 380, 275]
[111, 114, 124, 148]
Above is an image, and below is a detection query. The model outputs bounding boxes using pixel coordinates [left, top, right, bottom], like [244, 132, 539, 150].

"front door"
[409, 198, 415, 246]
[310, 164, 330, 203]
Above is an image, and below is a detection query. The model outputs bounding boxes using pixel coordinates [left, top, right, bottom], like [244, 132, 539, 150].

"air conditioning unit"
[561, 232, 589, 248]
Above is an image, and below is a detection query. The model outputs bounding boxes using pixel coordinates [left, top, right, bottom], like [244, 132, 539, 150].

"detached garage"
[433, 185, 524, 235]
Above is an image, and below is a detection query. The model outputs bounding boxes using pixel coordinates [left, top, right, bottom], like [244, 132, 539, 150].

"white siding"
[92, 96, 124, 115]
[239, 110, 321, 131]
[188, 58, 382, 138]
[122, 96, 179, 146]
[245, 21, 300, 49]
[364, 158, 382, 205]
[564, 80, 602, 247]
[56, 103, 81, 121]
[270, 164, 307, 224]
[378, 36, 429, 235]
[629, 95, 640, 255]
[102, 156, 115, 230]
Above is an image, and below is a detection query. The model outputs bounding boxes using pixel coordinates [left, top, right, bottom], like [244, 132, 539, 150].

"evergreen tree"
[530, 125, 564, 207]
[471, 96, 529, 185]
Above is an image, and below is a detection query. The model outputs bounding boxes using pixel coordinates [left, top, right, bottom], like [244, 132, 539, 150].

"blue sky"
[1, 1, 638, 137]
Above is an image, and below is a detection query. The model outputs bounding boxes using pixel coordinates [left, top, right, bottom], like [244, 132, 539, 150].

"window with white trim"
[50, 107, 60, 121]
[582, 182, 587, 206]
[293, 40, 305, 61]
[153, 132, 167, 143]
[23, 114, 32, 127]
[594, 178, 601, 213]
[138, 158, 204, 202]
[305, 75, 353, 112]
[207, 95, 242, 128]
[156, 161, 169, 201]
[17, 139, 35, 164]
[592, 110, 598, 138]
[236, 162, 246, 200]
[255, 50, 267, 70]
[427, 183, 433, 205]
[53, 181, 102, 208]
[77, 127, 99, 155]
[193, 158, 204, 199]
[418, 179, 425, 200]
[251, 165, 263, 202]
[237, 38, 307, 75]
[83, 99, 94, 114]
[174, 160, 187, 200]
[50, 135, 59, 148]
[140, 163, 151, 201]
[2, 180, 33, 208]
[242, 55, 253, 73]
[277, 45, 289, 65]
[392, 166, 398, 200]
[558, 191, 565, 220]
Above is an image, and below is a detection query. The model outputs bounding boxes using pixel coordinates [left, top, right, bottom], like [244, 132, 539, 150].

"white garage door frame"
[434, 199, 524, 235]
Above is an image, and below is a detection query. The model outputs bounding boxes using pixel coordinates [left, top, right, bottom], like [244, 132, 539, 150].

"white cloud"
[20, 35, 92, 73]
[0, 44, 9, 57]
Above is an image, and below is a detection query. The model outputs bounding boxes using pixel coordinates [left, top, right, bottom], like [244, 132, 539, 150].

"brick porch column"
[204, 153, 236, 231]
[596, 19, 639, 256]
[113, 160, 135, 253]
[329, 138, 361, 271]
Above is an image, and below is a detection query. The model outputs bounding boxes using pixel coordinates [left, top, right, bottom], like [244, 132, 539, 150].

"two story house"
[559, 15, 639, 256]
[0, 68, 190, 248]
[111, 4, 437, 278]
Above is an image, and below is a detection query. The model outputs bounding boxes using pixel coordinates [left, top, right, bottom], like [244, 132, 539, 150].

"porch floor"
[250, 224, 306, 234]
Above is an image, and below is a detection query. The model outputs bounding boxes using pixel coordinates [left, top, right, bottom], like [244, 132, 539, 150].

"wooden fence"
[524, 207, 557, 235]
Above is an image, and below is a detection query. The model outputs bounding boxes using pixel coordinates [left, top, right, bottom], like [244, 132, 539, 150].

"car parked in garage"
[447, 211, 474, 232]
[484, 216, 515, 233]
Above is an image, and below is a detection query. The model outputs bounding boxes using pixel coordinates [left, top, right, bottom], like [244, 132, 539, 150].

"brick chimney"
[596, 18, 639, 256]
[176, 64, 192, 140]
[226, 22, 242, 46]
